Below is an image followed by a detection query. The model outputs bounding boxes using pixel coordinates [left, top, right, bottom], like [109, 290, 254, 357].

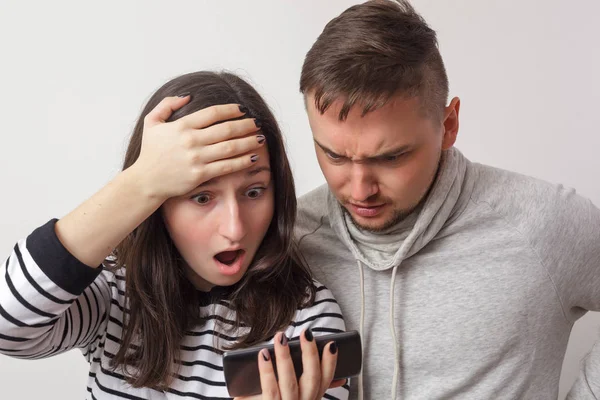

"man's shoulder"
[295, 184, 338, 248]
[469, 161, 589, 228]
[470, 162, 564, 205]
[297, 184, 330, 222]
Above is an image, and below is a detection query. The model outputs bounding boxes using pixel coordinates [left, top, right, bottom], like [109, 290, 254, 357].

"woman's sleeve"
[0, 219, 111, 361]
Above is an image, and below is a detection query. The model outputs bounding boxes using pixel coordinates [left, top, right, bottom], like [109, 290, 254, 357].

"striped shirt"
[0, 220, 349, 399]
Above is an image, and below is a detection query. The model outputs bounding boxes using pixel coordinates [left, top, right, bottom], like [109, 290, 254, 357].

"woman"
[0, 71, 348, 399]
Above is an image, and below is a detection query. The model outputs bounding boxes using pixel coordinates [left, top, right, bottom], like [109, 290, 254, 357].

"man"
[295, 1, 600, 399]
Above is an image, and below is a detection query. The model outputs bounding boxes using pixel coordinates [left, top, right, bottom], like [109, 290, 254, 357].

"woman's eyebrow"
[247, 166, 271, 177]
[194, 166, 271, 190]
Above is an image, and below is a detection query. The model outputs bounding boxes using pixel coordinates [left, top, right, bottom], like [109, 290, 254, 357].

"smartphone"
[222, 330, 362, 397]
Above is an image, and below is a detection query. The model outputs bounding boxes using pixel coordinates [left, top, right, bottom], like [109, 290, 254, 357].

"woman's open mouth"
[213, 250, 246, 276]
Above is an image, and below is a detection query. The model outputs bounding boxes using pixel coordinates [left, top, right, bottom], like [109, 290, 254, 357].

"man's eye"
[382, 152, 407, 163]
[192, 193, 212, 204]
[326, 151, 343, 161]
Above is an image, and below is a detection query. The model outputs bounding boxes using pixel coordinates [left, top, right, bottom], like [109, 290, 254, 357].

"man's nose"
[349, 163, 378, 202]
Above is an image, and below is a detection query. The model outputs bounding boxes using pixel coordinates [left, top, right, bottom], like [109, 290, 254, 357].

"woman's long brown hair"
[107, 71, 316, 389]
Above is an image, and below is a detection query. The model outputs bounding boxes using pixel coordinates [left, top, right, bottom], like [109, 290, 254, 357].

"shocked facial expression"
[162, 144, 274, 291]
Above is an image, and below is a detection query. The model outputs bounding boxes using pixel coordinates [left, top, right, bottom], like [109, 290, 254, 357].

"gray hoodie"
[296, 148, 600, 399]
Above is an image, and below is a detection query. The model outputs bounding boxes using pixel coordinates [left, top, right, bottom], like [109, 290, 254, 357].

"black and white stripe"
[0, 220, 348, 399]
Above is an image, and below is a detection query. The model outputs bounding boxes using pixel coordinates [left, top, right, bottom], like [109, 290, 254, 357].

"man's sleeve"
[567, 341, 600, 398]
[522, 184, 600, 397]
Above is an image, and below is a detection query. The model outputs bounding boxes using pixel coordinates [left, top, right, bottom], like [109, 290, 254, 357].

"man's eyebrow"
[313, 139, 342, 157]
[313, 139, 411, 160]
[196, 166, 271, 189]
[375, 145, 412, 159]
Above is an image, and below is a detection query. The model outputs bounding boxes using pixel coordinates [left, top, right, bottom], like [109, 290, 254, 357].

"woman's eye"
[192, 193, 212, 204]
[246, 187, 265, 199]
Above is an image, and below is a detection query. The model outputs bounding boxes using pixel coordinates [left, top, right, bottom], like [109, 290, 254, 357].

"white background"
[0, 1, 598, 399]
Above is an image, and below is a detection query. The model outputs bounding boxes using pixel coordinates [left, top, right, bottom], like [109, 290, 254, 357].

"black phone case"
[222, 330, 362, 397]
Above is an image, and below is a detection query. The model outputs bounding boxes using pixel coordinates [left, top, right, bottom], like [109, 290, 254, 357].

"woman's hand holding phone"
[234, 330, 342, 400]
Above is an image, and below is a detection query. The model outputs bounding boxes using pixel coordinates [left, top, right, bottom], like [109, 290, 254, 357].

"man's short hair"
[300, 0, 449, 121]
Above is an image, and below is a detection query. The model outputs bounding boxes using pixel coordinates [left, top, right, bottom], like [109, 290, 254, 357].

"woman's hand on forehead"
[133, 96, 267, 202]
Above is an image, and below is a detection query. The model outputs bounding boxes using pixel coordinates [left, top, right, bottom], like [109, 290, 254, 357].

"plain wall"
[0, 1, 598, 399]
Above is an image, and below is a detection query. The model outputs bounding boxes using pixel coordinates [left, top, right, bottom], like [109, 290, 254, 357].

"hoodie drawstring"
[357, 260, 365, 400]
[357, 260, 401, 399]
[390, 264, 400, 399]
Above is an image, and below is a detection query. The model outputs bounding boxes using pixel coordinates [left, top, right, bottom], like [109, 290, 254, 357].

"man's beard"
[343, 201, 419, 233]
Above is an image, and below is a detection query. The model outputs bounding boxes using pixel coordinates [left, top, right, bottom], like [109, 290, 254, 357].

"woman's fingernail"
[329, 341, 337, 354]
[280, 333, 288, 346]
[239, 105, 248, 114]
[257, 135, 265, 144]
[305, 329, 314, 342]
[250, 154, 259, 163]
[261, 348, 270, 362]
[178, 92, 191, 98]
[254, 119, 262, 129]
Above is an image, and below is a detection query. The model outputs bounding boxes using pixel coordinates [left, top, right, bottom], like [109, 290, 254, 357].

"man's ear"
[442, 97, 460, 150]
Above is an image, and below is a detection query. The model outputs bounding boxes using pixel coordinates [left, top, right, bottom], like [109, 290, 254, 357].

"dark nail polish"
[329, 341, 337, 354]
[250, 154, 259, 163]
[178, 92, 191, 98]
[304, 329, 314, 342]
[254, 119, 262, 129]
[262, 349, 270, 362]
[257, 135, 265, 144]
[239, 105, 248, 114]
[280, 333, 288, 346]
